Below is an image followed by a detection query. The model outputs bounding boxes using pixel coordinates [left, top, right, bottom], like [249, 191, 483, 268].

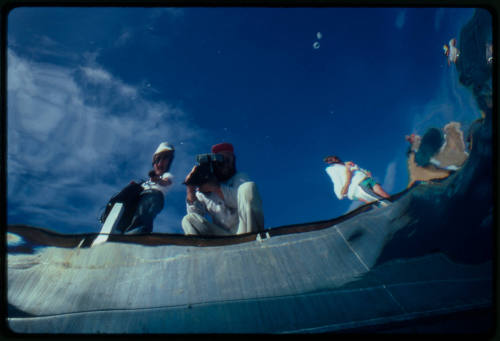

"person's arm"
[183, 166, 214, 216]
[186, 185, 197, 204]
[219, 174, 248, 208]
[185, 184, 206, 216]
[186, 192, 206, 216]
[152, 172, 173, 186]
[198, 182, 224, 200]
[184, 166, 200, 204]
[192, 186, 235, 229]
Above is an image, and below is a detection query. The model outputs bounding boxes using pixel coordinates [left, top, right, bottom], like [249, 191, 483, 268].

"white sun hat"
[154, 142, 175, 156]
[152, 141, 175, 163]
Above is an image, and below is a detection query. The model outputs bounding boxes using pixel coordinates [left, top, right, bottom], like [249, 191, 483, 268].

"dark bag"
[99, 181, 144, 233]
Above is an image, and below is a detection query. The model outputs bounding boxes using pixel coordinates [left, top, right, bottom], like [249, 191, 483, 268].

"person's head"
[323, 155, 342, 164]
[152, 142, 175, 175]
[211, 142, 236, 181]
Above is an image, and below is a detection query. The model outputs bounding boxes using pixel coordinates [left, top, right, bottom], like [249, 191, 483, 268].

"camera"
[183, 153, 225, 186]
[196, 153, 224, 164]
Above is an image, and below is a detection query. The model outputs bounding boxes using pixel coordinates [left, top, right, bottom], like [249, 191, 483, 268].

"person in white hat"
[123, 142, 175, 234]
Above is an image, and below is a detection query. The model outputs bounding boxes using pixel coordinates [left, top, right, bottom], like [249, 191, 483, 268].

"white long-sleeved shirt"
[186, 172, 250, 232]
[141, 172, 173, 196]
[325, 164, 367, 200]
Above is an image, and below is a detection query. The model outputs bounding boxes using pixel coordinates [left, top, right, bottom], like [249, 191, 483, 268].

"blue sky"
[7, 7, 485, 234]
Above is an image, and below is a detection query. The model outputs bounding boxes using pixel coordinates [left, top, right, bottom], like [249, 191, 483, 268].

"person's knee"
[237, 182, 264, 233]
[182, 213, 201, 235]
[143, 191, 164, 213]
[181, 214, 194, 234]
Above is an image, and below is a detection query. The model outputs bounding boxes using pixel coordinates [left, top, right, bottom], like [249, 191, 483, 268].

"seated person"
[182, 142, 264, 236]
[123, 142, 174, 234]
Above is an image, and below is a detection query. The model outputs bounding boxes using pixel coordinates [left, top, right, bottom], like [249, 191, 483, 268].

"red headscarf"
[211, 142, 234, 154]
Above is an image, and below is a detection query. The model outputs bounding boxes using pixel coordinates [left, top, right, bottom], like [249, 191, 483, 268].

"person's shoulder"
[325, 163, 343, 171]
[161, 172, 173, 180]
[226, 172, 250, 185]
[162, 171, 173, 177]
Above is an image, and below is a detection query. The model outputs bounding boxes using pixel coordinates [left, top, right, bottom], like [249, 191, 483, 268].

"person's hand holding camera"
[184, 164, 224, 202]
[185, 165, 198, 204]
[184, 165, 199, 185]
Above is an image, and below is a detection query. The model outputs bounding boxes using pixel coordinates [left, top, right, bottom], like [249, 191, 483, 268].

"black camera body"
[183, 153, 224, 187]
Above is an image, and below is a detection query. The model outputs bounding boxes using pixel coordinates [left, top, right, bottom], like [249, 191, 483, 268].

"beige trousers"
[182, 182, 264, 236]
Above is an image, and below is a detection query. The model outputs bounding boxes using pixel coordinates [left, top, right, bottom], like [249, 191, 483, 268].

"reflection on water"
[7, 232, 24, 247]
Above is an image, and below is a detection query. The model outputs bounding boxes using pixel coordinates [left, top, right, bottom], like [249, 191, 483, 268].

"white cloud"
[38, 35, 59, 47]
[80, 65, 139, 98]
[7, 49, 208, 234]
[111, 8, 184, 48]
[395, 10, 406, 29]
[382, 161, 397, 193]
[8, 33, 79, 62]
[81, 66, 113, 83]
[115, 30, 132, 47]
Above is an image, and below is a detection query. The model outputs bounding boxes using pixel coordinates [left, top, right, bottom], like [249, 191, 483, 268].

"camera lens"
[212, 154, 224, 162]
[196, 154, 209, 164]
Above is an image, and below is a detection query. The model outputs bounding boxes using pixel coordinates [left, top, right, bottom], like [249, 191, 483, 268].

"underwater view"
[6, 6, 495, 334]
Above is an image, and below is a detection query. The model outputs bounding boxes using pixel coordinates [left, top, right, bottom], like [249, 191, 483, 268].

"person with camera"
[121, 142, 175, 234]
[182, 142, 264, 236]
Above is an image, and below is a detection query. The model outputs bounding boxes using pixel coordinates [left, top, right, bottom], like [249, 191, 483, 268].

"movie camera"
[183, 153, 225, 186]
